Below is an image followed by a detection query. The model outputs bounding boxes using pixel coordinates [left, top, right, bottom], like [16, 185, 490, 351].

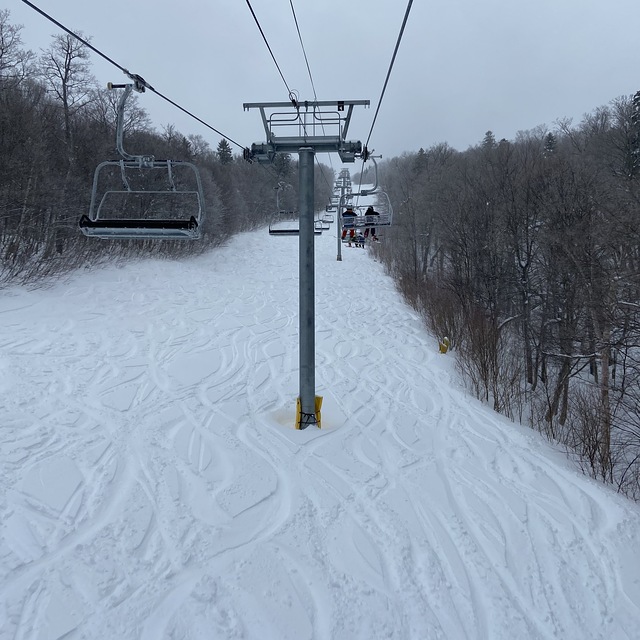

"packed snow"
[2, 213, 640, 639]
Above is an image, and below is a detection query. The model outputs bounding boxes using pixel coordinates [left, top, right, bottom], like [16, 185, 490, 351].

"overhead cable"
[288, 0, 319, 103]
[365, 0, 414, 149]
[245, 0, 297, 105]
[287, 0, 334, 177]
[19, 0, 246, 150]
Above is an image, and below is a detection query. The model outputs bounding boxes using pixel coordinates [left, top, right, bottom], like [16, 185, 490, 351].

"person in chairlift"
[341, 206, 357, 241]
[364, 205, 379, 241]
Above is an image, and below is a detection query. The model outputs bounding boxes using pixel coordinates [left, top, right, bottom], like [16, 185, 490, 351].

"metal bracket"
[243, 99, 369, 163]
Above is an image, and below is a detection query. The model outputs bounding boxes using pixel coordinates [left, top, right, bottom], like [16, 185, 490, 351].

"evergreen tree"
[217, 138, 233, 164]
[413, 147, 428, 175]
[543, 132, 557, 156]
[482, 130, 497, 150]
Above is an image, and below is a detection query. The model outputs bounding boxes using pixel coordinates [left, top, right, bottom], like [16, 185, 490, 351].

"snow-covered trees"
[377, 98, 640, 497]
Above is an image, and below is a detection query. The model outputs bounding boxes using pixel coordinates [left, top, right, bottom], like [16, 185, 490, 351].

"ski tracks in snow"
[1, 228, 640, 639]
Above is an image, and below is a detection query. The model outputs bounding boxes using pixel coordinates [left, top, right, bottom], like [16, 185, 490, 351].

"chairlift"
[268, 211, 322, 236]
[79, 83, 205, 240]
[269, 209, 301, 235]
[268, 183, 321, 236]
[269, 183, 299, 235]
[340, 192, 393, 229]
[339, 155, 393, 230]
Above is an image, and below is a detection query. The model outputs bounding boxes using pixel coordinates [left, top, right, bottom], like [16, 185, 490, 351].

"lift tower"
[244, 99, 369, 429]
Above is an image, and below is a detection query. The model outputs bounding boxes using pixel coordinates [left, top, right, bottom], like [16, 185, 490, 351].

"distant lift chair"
[338, 155, 393, 236]
[79, 82, 205, 240]
[268, 181, 321, 236]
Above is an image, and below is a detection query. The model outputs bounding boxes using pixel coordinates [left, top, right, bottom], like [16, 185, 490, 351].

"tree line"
[0, 10, 332, 285]
[373, 91, 640, 498]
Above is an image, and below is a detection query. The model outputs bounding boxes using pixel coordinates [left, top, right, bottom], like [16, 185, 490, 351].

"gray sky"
[7, 0, 640, 161]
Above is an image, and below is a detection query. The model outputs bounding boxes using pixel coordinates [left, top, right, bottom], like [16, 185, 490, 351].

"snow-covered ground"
[2, 215, 640, 639]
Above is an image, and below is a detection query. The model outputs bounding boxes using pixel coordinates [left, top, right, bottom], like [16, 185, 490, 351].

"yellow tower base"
[295, 396, 323, 429]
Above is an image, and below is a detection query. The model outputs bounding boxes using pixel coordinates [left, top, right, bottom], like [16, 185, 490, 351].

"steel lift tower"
[244, 99, 369, 429]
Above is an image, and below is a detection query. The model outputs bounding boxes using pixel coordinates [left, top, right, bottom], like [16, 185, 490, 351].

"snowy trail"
[2, 220, 640, 639]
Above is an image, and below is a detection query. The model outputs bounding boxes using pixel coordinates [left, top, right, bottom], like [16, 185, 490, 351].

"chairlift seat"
[85, 159, 205, 240]
[269, 208, 299, 235]
[269, 226, 301, 236]
[79, 215, 199, 239]
[269, 217, 323, 236]
[269, 224, 322, 236]
[269, 226, 322, 236]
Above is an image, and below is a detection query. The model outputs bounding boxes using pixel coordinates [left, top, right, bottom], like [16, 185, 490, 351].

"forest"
[3, 9, 640, 498]
[371, 92, 640, 498]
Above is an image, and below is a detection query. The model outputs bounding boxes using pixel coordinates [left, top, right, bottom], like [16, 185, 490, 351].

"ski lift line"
[364, 0, 415, 149]
[245, 0, 296, 105]
[288, 0, 334, 175]
[19, 0, 246, 151]
[289, 0, 318, 101]
[20, 1, 126, 75]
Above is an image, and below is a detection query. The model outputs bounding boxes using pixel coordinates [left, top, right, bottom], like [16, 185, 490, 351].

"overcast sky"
[8, 0, 640, 161]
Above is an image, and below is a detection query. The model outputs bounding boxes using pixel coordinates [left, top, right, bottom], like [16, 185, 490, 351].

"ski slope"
[2, 220, 640, 639]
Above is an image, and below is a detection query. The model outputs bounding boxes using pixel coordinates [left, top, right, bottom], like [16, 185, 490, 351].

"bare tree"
[86, 85, 150, 141]
[38, 32, 95, 150]
[0, 10, 34, 86]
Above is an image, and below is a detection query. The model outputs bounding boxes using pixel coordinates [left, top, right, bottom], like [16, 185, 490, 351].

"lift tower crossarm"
[243, 99, 370, 163]
[243, 99, 369, 140]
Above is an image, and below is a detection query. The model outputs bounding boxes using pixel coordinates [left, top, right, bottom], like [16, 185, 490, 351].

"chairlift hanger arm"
[359, 154, 380, 196]
[108, 83, 155, 165]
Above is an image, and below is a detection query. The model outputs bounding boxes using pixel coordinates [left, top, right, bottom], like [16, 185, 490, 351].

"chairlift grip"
[123, 71, 152, 93]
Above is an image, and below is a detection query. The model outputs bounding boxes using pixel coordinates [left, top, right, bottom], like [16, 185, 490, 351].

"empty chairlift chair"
[268, 182, 321, 236]
[79, 82, 205, 240]
[269, 209, 301, 235]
